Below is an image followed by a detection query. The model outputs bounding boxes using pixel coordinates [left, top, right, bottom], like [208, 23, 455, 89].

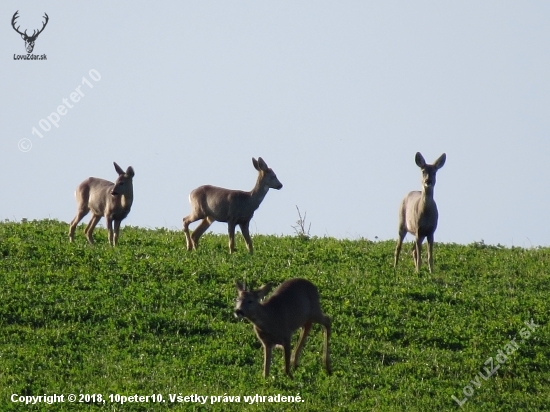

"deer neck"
[419, 185, 436, 211]
[422, 184, 434, 199]
[120, 189, 134, 210]
[248, 176, 270, 209]
[249, 304, 273, 331]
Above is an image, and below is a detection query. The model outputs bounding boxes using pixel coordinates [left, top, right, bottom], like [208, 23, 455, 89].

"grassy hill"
[0, 220, 549, 411]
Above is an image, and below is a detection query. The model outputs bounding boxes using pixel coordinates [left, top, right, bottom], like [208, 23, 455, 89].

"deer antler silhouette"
[12, 11, 49, 53]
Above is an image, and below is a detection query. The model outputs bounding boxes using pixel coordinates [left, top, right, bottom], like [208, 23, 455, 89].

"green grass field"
[0, 220, 549, 411]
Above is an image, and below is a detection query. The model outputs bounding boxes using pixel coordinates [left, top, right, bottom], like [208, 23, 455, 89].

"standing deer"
[183, 157, 282, 254]
[234, 278, 332, 378]
[394, 152, 446, 273]
[69, 162, 135, 246]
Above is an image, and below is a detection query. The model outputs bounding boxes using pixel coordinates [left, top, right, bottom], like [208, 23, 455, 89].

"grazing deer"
[394, 152, 446, 273]
[183, 157, 282, 254]
[234, 278, 332, 378]
[69, 162, 135, 246]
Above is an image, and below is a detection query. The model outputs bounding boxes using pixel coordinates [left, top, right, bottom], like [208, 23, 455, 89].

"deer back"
[236, 279, 320, 338]
[190, 185, 257, 223]
[78, 177, 115, 216]
[263, 279, 320, 332]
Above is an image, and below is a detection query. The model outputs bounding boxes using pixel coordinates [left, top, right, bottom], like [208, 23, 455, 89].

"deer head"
[12, 11, 49, 54]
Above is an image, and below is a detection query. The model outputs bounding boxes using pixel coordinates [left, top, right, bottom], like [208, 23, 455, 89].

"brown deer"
[394, 152, 446, 273]
[234, 278, 332, 378]
[183, 157, 282, 254]
[11, 11, 49, 54]
[69, 162, 135, 246]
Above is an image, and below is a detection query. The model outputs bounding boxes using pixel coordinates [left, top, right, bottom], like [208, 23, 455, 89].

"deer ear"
[256, 282, 273, 299]
[252, 158, 260, 171]
[125, 166, 135, 178]
[257, 157, 268, 171]
[113, 162, 125, 175]
[434, 153, 446, 170]
[235, 281, 245, 292]
[21, 34, 25, 40]
[415, 152, 426, 168]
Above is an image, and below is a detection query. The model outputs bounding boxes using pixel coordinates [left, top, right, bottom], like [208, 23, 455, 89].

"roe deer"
[234, 278, 332, 378]
[183, 157, 282, 254]
[69, 162, 135, 246]
[394, 152, 446, 273]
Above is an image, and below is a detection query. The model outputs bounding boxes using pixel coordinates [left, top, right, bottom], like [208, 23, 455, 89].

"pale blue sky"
[1, 1, 549, 246]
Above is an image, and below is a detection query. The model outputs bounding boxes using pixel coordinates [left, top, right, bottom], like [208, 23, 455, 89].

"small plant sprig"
[292, 205, 311, 240]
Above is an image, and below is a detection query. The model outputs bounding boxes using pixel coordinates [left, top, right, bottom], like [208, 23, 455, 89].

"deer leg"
[190, 218, 212, 250]
[84, 215, 101, 245]
[228, 222, 236, 254]
[427, 234, 434, 273]
[262, 342, 274, 378]
[310, 312, 332, 374]
[105, 217, 114, 246]
[113, 220, 121, 246]
[292, 321, 312, 369]
[414, 236, 425, 272]
[282, 338, 293, 378]
[322, 315, 332, 374]
[394, 229, 406, 268]
[239, 221, 253, 254]
[69, 209, 89, 242]
[183, 213, 203, 251]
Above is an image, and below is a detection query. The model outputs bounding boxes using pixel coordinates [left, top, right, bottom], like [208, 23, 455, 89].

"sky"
[1, 1, 549, 247]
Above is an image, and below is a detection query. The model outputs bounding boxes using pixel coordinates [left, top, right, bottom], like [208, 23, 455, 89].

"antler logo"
[11, 11, 49, 54]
